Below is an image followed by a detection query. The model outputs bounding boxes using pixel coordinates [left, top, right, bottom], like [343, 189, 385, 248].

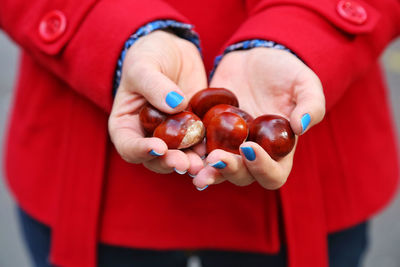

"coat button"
[38, 10, 67, 42]
[336, 0, 367, 25]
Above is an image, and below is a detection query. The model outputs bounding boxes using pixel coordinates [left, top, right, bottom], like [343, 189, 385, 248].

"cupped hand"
[108, 30, 207, 175]
[193, 47, 325, 190]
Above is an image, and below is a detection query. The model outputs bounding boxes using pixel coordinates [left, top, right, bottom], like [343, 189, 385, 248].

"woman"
[3, 0, 400, 266]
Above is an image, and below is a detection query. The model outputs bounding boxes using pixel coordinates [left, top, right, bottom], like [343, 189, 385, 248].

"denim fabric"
[18, 208, 368, 267]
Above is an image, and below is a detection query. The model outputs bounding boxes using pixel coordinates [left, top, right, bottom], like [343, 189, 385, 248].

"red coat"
[2, 0, 400, 266]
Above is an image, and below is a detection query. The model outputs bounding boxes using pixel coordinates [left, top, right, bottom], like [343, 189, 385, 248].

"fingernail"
[174, 168, 187, 175]
[301, 113, 311, 133]
[149, 149, 163, 156]
[166, 91, 184, 109]
[188, 173, 196, 178]
[241, 147, 256, 161]
[196, 185, 208, 191]
[209, 161, 227, 169]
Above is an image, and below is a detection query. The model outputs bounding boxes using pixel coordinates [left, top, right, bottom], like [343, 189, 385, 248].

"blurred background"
[0, 32, 399, 267]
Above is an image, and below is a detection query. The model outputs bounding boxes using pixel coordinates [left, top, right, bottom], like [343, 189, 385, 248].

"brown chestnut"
[248, 115, 295, 160]
[153, 111, 205, 149]
[189, 87, 239, 118]
[202, 104, 253, 128]
[139, 103, 167, 136]
[206, 112, 248, 154]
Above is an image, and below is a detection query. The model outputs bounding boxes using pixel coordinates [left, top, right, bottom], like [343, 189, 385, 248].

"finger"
[127, 63, 188, 114]
[190, 139, 207, 159]
[186, 150, 205, 177]
[111, 127, 168, 164]
[240, 141, 295, 190]
[142, 149, 190, 174]
[192, 166, 225, 191]
[290, 70, 326, 135]
[205, 149, 254, 187]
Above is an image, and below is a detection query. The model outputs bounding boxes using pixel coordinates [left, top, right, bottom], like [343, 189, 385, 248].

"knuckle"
[143, 162, 170, 174]
[237, 179, 254, 187]
[314, 105, 326, 123]
[259, 172, 288, 190]
[228, 173, 254, 187]
[319, 106, 326, 120]
[266, 179, 285, 190]
[127, 62, 146, 81]
[120, 153, 134, 163]
[119, 151, 140, 164]
[260, 180, 281, 190]
[116, 141, 142, 164]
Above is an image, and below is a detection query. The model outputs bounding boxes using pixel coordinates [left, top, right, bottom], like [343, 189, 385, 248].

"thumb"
[289, 74, 326, 135]
[128, 64, 188, 114]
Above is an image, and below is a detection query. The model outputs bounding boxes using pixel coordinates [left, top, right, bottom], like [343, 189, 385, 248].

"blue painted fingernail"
[174, 168, 187, 175]
[241, 147, 256, 161]
[149, 149, 163, 156]
[196, 185, 208, 191]
[166, 91, 184, 109]
[209, 161, 227, 169]
[188, 173, 196, 178]
[301, 113, 311, 133]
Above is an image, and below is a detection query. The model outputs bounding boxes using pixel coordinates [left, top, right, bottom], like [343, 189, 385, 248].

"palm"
[191, 47, 325, 190]
[114, 30, 205, 130]
[109, 30, 207, 174]
[211, 48, 319, 127]
[111, 50, 205, 139]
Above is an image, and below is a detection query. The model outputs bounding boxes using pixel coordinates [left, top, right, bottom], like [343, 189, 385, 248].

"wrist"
[211, 39, 296, 79]
[113, 20, 200, 94]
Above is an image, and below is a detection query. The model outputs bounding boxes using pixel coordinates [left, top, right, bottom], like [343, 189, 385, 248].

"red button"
[336, 0, 367, 25]
[38, 10, 67, 42]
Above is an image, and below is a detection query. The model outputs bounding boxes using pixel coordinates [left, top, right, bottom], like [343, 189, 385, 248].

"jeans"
[18, 208, 368, 267]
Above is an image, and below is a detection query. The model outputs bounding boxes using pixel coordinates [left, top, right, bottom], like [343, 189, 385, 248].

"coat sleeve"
[222, 0, 400, 110]
[0, 0, 190, 112]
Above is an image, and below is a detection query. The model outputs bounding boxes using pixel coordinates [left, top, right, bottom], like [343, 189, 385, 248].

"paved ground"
[0, 32, 399, 267]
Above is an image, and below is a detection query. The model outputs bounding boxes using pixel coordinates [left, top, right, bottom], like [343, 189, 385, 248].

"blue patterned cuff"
[113, 20, 200, 92]
[210, 39, 296, 79]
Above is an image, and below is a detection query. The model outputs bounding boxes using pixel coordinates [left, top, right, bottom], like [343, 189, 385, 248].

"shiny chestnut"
[202, 104, 253, 128]
[248, 115, 295, 160]
[189, 87, 239, 118]
[139, 103, 167, 135]
[153, 111, 205, 149]
[206, 112, 248, 154]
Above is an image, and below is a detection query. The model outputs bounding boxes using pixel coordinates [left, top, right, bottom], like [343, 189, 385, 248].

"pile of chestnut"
[139, 88, 295, 160]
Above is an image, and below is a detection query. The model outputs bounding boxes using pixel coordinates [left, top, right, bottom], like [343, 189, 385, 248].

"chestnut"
[248, 115, 295, 160]
[189, 87, 239, 118]
[153, 111, 205, 149]
[206, 112, 248, 154]
[202, 104, 253, 128]
[139, 103, 167, 135]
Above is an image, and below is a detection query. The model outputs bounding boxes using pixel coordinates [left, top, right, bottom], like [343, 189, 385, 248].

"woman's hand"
[193, 48, 325, 190]
[108, 30, 207, 175]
